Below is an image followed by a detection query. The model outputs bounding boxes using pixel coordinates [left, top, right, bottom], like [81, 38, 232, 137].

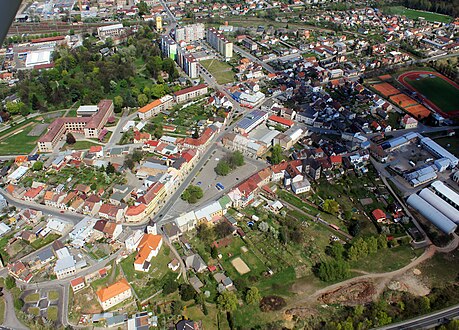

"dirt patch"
[73, 287, 102, 314]
[231, 257, 250, 275]
[318, 280, 377, 306]
[388, 271, 430, 296]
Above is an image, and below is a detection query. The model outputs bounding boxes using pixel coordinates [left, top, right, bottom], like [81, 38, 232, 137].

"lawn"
[0, 297, 4, 324]
[47, 306, 58, 321]
[200, 59, 235, 85]
[404, 75, 459, 113]
[382, 6, 452, 23]
[419, 249, 459, 287]
[24, 292, 40, 303]
[30, 233, 61, 250]
[48, 290, 59, 301]
[90, 263, 120, 291]
[28, 307, 40, 316]
[63, 140, 101, 151]
[0, 124, 38, 155]
[350, 245, 422, 273]
[120, 246, 174, 301]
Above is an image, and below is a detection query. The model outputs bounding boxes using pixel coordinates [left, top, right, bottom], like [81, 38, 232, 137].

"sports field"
[382, 6, 452, 23]
[398, 71, 459, 117]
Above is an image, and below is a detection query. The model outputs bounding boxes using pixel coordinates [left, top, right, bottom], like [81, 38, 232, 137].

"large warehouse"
[431, 181, 459, 209]
[407, 194, 457, 235]
[418, 188, 459, 224]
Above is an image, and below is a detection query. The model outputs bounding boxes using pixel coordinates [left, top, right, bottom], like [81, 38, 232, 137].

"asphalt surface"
[2, 289, 28, 330]
[375, 303, 459, 330]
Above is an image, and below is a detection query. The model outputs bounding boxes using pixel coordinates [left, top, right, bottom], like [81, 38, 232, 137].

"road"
[2, 289, 28, 330]
[375, 303, 459, 330]
[233, 44, 275, 74]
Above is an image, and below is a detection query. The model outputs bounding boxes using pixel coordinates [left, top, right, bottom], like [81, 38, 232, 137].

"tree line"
[402, 0, 458, 17]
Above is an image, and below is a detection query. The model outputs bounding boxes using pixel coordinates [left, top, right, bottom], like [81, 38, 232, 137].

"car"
[236, 177, 239, 180]
[197, 181, 202, 185]
[60, 210, 64, 213]
[217, 183, 225, 190]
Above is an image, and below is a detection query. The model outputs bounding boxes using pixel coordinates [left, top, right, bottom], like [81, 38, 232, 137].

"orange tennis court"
[378, 74, 392, 81]
[372, 83, 400, 97]
[390, 94, 418, 108]
[404, 104, 431, 120]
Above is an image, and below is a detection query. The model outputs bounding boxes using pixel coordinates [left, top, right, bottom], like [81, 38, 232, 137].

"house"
[168, 259, 180, 271]
[89, 146, 104, 158]
[54, 247, 76, 279]
[401, 114, 418, 129]
[96, 278, 132, 311]
[291, 179, 311, 194]
[184, 254, 207, 273]
[372, 209, 386, 223]
[70, 277, 86, 292]
[20, 230, 37, 243]
[134, 234, 163, 272]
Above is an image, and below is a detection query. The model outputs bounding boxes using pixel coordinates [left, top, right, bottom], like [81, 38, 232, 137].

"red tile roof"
[173, 84, 207, 97]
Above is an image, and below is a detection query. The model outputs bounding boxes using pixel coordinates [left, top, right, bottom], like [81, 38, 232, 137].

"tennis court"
[390, 93, 418, 108]
[372, 83, 400, 97]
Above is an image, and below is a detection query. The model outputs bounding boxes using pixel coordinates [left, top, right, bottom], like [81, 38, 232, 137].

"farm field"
[382, 6, 452, 23]
[399, 71, 459, 116]
[200, 59, 235, 85]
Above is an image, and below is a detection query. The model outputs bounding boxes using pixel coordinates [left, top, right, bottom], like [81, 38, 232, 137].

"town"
[0, 0, 458, 329]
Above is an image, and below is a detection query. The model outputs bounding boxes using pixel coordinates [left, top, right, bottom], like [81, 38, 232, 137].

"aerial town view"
[0, 0, 458, 329]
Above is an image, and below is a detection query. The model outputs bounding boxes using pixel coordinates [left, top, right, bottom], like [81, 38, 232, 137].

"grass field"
[433, 137, 459, 158]
[24, 292, 40, 303]
[48, 290, 59, 301]
[383, 6, 452, 23]
[0, 297, 4, 324]
[47, 306, 58, 321]
[404, 76, 459, 113]
[63, 140, 100, 151]
[200, 59, 235, 85]
[0, 125, 38, 155]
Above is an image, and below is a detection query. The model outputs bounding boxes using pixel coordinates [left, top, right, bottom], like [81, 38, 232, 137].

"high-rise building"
[161, 35, 177, 60]
[174, 23, 205, 43]
[177, 49, 199, 78]
[156, 16, 162, 31]
[206, 28, 233, 60]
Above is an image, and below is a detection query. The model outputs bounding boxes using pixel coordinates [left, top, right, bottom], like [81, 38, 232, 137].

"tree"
[137, 93, 148, 107]
[327, 241, 345, 260]
[245, 287, 262, 305]
[132, 150, 143, 163]
[215, 221, 233, 239]
[171, 300, 183, 315]
[5, 275, 16, 289]
[259, 222, 269, 232]
[179, 284, 196, 301]
[31, 94, 40, 111]
[377, 235, 388, 249]
[270, 145, 283, 165]
[217, 291, 238, 312]
[32, 161, 44, 171]
[114, 95, 124, 113]
[6, 101, 27, 116]
[322, 199, 339, 215]
[106, 162, 115, 174]
[229, 151, 244, 167]
[162, 275, 178, 294]
[181, 185, 203, 204]
[366, 236, 378, 254]
[211, 246, 218, 259]
[316, 259, 350, 282]
[124, 158, 135, 170]
[137, 1, 149, 15]
[66, 133, 76, 145]
[215, 160, 231, 176]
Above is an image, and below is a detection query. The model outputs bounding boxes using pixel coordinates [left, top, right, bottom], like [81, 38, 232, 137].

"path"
[2, 290, 28, 330]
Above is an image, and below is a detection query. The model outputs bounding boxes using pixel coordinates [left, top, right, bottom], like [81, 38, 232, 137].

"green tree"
[114, 95, 124, 113]
[179, 284, 196, 301]
[66, 132, 76, 145]
[245, 287, 262, 305]
[137, 93, 148, 107]
[137, 1, 149, 15]
[171, 300, 183, 315]
[31, 94, 40, 111]
[211, 246, 218, 259]
[5, 275, 16, 289]
[366, 236, 378, 254]
[106, 162, 115, 174]
[323, 199, 339, 215]
[150, 84, 165, 98]
[162, 275, 178, 294]
[215, 160, 231, 176]
[32, 161, 44, 171]
[327, 241, 345, 260]
[229, 151, 244, 167]
[6, 101, 27, 115]
[214, 221, 233, 238]
[270, 145, 283, 164]
[181, 185, 203, 204]
[377, 235, 388, 249]
[316, 259, 350, 282]
[217, 291, 238, 312]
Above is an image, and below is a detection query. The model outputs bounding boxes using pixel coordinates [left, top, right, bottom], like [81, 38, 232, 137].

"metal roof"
[407, 194, 457, 234]
[431, 181, 459, 208]
[419, 188, 459, 224]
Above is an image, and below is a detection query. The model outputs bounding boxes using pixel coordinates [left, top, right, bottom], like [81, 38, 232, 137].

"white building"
[96, 278, 132, 310]
[54, 247, 76, 279]
[97, 24, 124, 38]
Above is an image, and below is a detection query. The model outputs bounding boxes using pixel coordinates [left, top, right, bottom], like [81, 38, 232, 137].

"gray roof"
[106, 314, 127, 327]
[184, 254, 207, 272]
[37, 248, 54, 262]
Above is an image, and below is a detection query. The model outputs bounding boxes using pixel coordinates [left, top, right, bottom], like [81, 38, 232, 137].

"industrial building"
[431, 181, 459, 209]
[381, 132, 419, 151]
[420, 137, 458, 168]
[407, 194, 457, 235]
[234, 110, 268, 134]
[403, 165, 437, 187]
[419, 188, 459, 224]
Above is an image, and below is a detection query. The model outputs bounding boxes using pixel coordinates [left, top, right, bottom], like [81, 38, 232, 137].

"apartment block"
[175, 23, 205, 43]
[207, 28, 233, 60]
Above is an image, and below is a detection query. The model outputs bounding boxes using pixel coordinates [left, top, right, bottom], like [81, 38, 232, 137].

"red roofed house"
[134, 233, 163, 272]
[23, 186, 44, 202]
[267, 115, 294, 129]
[125, 203, 147, 223]
[330, 155, 342, 167]
[372, 209, 386, 223]
[173, 84, 208, 103]
[96, 278, 132, 310]
[70, 277, 86, 292]
[89, 145, 104, 158]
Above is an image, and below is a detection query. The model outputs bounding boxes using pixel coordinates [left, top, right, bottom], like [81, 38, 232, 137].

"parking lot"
[388, 143, 436, 172]
[167, 147, 266, 217]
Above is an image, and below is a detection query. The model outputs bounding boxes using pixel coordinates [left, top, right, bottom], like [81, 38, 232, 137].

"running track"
[398, 71, 459, 118]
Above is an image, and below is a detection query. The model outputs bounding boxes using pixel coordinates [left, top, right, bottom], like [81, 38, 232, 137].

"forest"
[401, 0, 459, 17]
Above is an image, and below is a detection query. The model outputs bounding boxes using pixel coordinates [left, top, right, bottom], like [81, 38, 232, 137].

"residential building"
[173, 84, 208, 103]
[401, 114, 418, 129]
[137, 95, 173, 120]
[161, 35, 178, 60]
[70, 277, 86, 292]
[96, 278, 132, 310]
[175, 23, 205, 43]
[207, 28, 233, 60]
